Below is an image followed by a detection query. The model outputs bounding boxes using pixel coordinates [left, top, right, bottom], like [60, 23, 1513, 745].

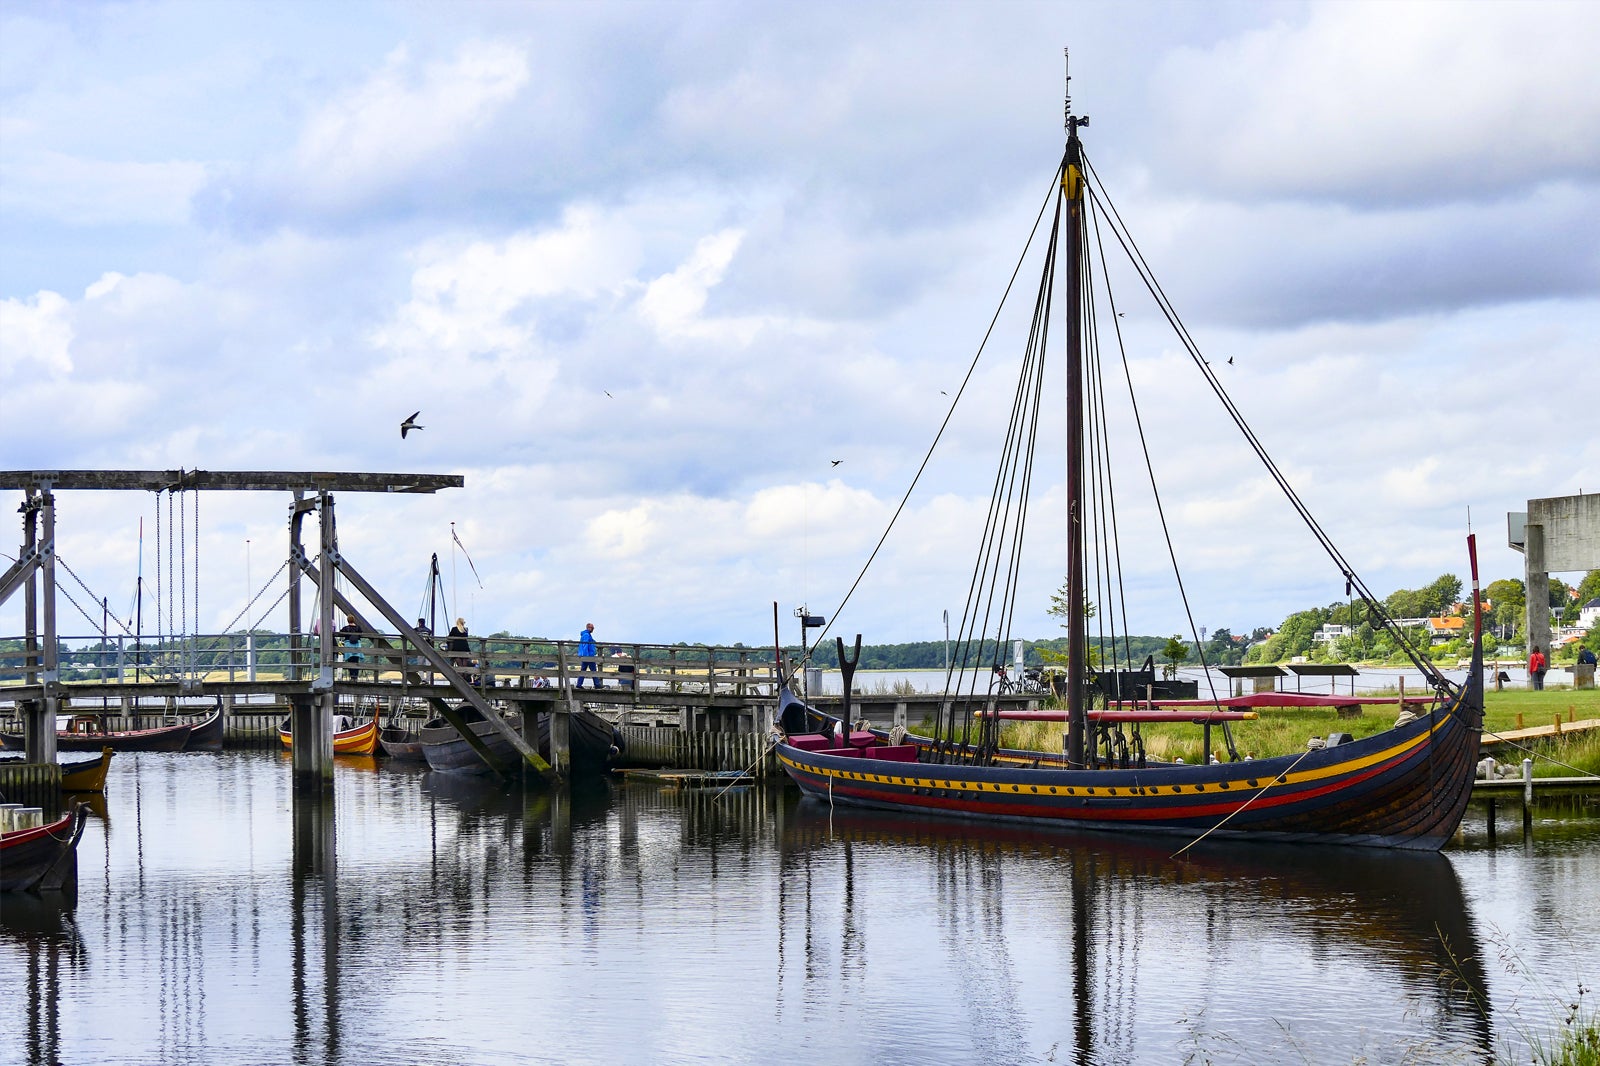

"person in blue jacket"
[578, 622, 601, 688]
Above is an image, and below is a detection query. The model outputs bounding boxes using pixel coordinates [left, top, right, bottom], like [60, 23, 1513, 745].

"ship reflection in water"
[2, 752, 1595, 1065]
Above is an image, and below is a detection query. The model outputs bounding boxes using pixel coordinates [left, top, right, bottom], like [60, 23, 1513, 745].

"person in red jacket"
[1528, 645, 1548, 690]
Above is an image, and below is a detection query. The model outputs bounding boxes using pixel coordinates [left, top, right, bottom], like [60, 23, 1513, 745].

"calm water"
[821, 665, 1521, 696]
[3, 752, 1598, 1066]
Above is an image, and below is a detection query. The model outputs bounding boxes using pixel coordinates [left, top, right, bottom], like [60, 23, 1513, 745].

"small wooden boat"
[0, 716, 192, 753]
[0, 747, 113, 792]
[379, 725, 427, 761]
[60, 747, 113, 792]
[183, 706, 225, 751]
[277, 710, 381, 757]
[1, 804, 89, 893]
[419, 708, 524, 775]
[535, 709, 625, 774]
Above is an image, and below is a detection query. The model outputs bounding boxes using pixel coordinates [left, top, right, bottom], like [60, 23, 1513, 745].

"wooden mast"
[1063, 89, 1090, 768]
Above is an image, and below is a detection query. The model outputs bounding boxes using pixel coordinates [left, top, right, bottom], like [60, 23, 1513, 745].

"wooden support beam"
[0, 546, 41, 608]
[330, 553, 555, 780]
[1, 470, 464, 493]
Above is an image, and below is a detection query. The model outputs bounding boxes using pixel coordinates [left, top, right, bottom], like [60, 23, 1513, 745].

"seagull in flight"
[400, 412, 423, 439]
[604, 390, 613, 398]
[830, 459, 842, 467]
[1227, 356, 1234, 365]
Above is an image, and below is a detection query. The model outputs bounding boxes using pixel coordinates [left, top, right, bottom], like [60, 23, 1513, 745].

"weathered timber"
[1, 470, 463, 493]
[331, 554, 555, 780]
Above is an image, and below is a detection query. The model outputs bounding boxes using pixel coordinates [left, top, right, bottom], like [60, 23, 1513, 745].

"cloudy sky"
[2, 0, 1597, 651]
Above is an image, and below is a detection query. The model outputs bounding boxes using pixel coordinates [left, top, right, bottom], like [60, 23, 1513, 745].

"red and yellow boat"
[277, 710, 380, 757]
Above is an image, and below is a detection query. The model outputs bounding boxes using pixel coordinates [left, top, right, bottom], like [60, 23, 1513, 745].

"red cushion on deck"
[846, 731, 877, 748]
[861, 744, 919, 762]
[786, 733, 834, 751]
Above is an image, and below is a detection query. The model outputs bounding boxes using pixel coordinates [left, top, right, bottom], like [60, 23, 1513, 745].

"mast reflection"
[777, 801, 1491, 1063]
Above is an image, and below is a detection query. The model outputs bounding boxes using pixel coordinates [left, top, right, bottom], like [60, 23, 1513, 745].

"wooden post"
[1553, 714, 1562, 735]
[1516, 711, 1524, 730]
[708, 647, 717, 697]
[35, 489, 60, 765]
[552, 698, 572, 778]
[1522, 758, 1534, 839]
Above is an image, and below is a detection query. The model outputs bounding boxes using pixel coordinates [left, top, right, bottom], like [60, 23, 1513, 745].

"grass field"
[995, 687, 1600, 776]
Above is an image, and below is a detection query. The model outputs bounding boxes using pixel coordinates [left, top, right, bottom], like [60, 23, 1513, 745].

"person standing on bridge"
[578, 622, 601, 688]
[448, 618, 472, 677]
[339, 615, 363, 681]
[1528, 645, 1548, 691]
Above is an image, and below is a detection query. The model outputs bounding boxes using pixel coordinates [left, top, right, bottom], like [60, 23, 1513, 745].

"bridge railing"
[0, 632, 777, 698]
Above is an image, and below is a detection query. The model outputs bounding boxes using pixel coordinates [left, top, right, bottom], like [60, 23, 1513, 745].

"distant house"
[1580, 597, 1600, 629]
[1313, 624, 1351, 645]
[1425, 616, 1467, 644]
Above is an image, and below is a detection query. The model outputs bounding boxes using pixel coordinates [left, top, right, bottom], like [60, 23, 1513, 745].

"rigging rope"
[1084, 184, 1229, 729]
[216, 558, 290, 636]
[796, 160, 1066, 690]
[1081, 154, 1450, 695]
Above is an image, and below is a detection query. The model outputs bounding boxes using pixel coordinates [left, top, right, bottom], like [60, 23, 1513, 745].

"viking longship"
[772, 71, 1483, 850]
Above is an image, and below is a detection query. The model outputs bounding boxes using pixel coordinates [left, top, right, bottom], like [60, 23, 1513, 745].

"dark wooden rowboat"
[0, 718, 192, 753]
[183, 706, 224, 751]
[535, 709, 625, 774]
[379, 725, 427, 761]
[1, 804, 89, 893]
[419, 709, 525, 775]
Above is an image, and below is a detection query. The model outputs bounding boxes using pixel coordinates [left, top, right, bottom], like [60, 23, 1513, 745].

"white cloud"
[1154, 1, 1600, 204]
[0, 149, 208, 226]
[638, 229, 765, 344]
[0, 289, 74, 377]
[287, 40, 530, 209]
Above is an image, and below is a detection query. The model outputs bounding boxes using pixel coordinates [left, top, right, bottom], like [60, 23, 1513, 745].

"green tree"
[1161, 634, 1188, 679]
[1559, 569, 1600, 624]
[1047, 579, 1096, 627]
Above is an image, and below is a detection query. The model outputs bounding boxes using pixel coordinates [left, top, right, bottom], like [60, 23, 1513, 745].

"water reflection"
[776, 802, 1492, 1064]
[292, 790, 340, 1065]
[0, 893, 86, 1066]
[4, 753, 1585, 1066]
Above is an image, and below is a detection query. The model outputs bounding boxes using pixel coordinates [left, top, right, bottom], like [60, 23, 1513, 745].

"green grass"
[992, 687, 1600, 773]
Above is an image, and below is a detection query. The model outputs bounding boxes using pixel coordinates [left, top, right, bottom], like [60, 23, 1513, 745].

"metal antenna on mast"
[1064, 46, 1072, 127]
[1064, 47, 1089, 135]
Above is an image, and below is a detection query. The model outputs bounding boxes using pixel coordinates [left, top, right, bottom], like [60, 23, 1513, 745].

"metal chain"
[154, 491, 163, 654]
[217, 558, 289, 635]
[178, 488, 187, 677]
[56, 555, 138, 637]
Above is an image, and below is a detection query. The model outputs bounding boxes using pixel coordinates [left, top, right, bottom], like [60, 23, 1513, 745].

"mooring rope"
[711, 737, 779, 803]
[1171, 747, 1318, 859]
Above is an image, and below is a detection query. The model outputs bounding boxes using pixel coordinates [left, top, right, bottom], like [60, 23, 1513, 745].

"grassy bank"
[994, 688, 1600, 774]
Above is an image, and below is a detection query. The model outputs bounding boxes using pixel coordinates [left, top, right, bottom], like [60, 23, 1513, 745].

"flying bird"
[604, 390, 613, 398]
[940, 390, 948, 395]
[400, 412, 423, 439]
[1227, 356, 1234, 365]
[830, 460, 842, 467]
